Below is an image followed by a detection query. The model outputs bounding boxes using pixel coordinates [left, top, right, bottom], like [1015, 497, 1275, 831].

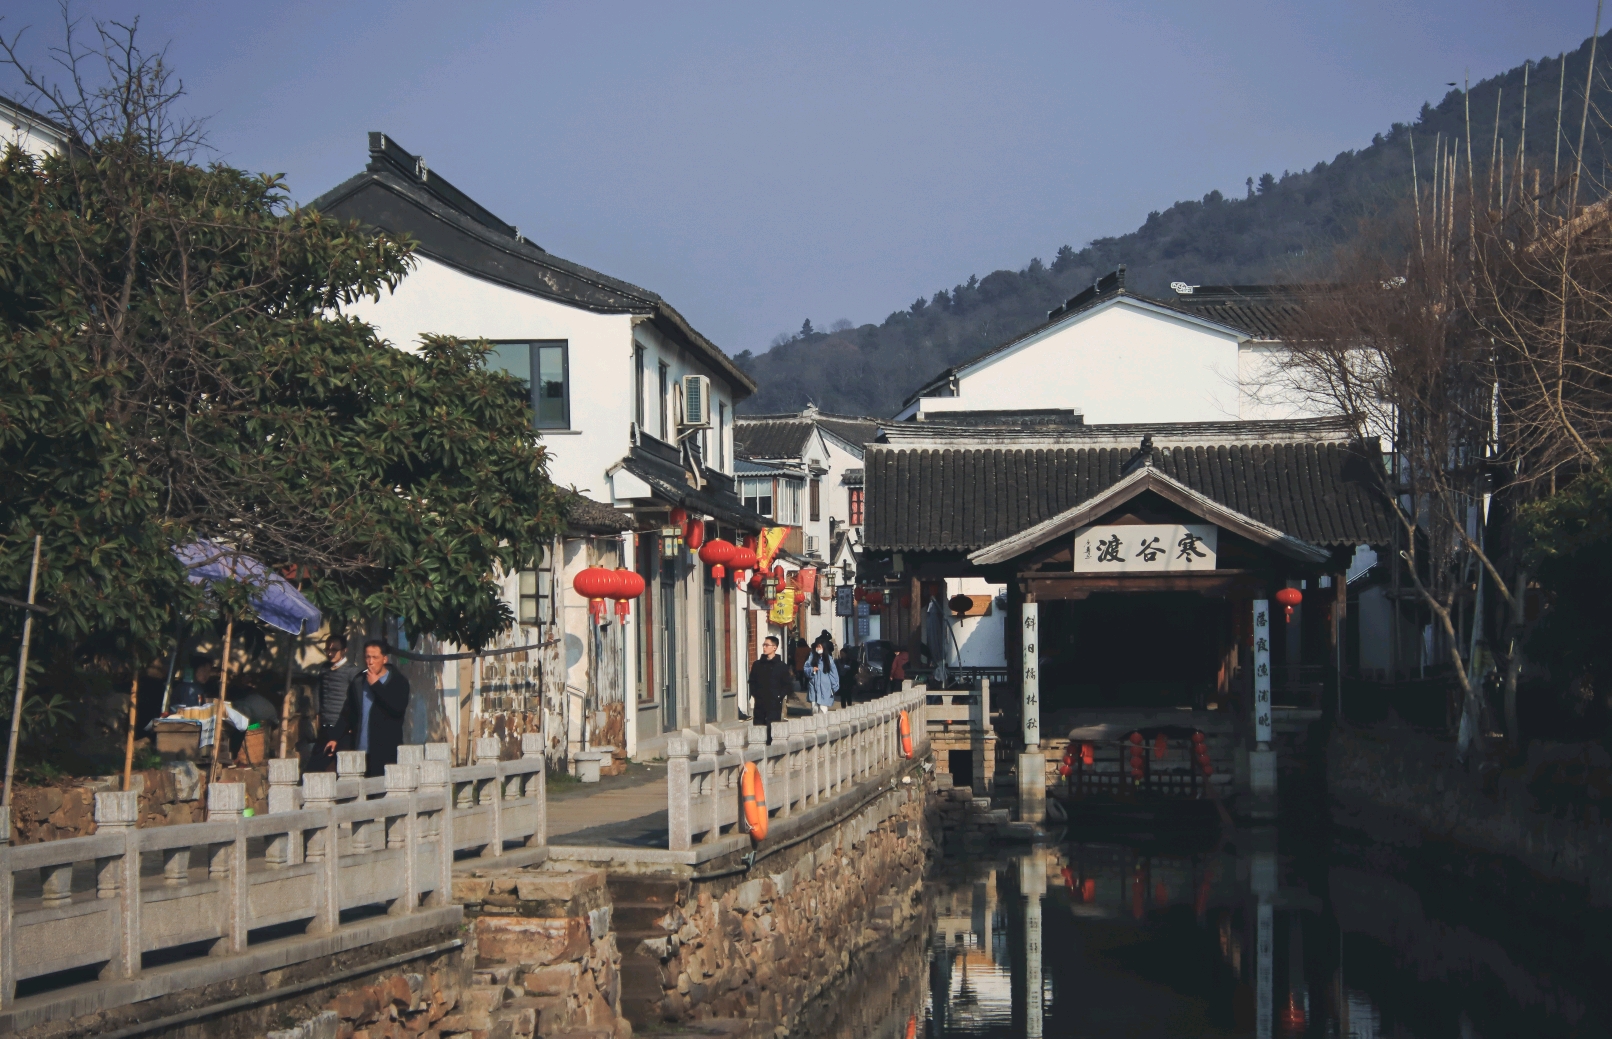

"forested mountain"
[733, 34, 1612, 418]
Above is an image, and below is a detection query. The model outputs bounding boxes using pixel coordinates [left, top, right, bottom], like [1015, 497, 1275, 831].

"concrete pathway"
[547, 762, 669, 846]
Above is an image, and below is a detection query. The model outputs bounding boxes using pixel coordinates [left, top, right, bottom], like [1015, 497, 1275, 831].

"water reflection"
[796, 829, 1607, 1039]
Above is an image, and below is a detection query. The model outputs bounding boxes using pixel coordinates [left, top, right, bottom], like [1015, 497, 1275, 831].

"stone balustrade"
[666, 688, 929, 851]
[0, 737, 545, 1020]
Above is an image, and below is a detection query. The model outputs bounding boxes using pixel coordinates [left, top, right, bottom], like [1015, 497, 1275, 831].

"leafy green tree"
[0, 18, 560, 712]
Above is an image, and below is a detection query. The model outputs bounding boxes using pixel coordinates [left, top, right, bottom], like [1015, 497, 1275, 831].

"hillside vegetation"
[734, 34, 1612, 418]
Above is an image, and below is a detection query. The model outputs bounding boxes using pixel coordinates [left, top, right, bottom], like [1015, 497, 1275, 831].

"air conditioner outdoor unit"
[681, 374, 711, 428]
[806, 535, 819, 556]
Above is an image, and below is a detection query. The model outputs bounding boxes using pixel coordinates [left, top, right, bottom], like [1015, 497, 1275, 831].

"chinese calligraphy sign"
[1252, 598, 1272, 744]
[1075, 523, 1218, 573]
[1022, 602, 1040, 747]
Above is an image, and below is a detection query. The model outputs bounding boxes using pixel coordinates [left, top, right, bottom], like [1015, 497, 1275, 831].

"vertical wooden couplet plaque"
[1021, 602, 1040, 748]
[1253, 599, 1272, 747]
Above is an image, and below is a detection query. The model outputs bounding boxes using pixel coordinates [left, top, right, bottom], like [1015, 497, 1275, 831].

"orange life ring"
[898, 709, 914, 758]
[740, 761, 769, 841]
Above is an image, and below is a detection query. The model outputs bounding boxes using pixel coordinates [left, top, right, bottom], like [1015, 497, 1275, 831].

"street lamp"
[659, 525, 682, 560]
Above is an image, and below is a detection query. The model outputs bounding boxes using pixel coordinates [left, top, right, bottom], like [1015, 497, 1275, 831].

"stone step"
[606, 873, 687, 907]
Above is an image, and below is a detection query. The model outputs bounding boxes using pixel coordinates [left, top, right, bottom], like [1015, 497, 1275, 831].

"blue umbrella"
[173, 541, 322, 636]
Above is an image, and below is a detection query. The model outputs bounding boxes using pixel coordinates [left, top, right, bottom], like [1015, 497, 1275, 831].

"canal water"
[792, 827, 1608, 1039]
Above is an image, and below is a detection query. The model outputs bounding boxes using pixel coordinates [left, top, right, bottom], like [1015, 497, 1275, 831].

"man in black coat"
[748, 636, 794, 744]
[323, 639, 411, 777]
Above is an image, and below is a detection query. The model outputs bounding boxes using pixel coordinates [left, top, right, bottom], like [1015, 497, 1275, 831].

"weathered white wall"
[0, 103, 66, 160]
[944, 577, 1006, 668]
[910, 300, 1244, 424]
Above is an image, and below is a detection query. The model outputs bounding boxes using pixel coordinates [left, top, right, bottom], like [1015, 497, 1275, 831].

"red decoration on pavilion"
[1275, 586, 1302, 622]
[699, 538, 736, 582]
[573, 566, 616, 620]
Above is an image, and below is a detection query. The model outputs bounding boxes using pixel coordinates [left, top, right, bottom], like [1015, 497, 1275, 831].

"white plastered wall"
[912, 301, 1244, 424]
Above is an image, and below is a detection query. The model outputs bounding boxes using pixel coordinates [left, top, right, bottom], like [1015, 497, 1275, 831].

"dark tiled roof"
[619, 446, 767, 532]
[881, 416, 1354, 446]
[556, 490, 634, 534]
[841, 468, 864, 487]
[1170, 285, 1329, 340]
[864, 440, 1392, 552]
[814, 415, 881, 448]
[733, 419, 815, 460]
[734, 410, 882, 456]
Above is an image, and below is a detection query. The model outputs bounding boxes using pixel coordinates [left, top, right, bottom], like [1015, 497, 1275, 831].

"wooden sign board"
[1073, 523, 1218, 573]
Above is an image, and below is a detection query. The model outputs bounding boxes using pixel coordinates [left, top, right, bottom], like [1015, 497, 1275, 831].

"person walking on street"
[324, 639, 410, 777]
[313, 635, 361, 770]
[748, 636, 794, 744]
[804, 638, 839, 714]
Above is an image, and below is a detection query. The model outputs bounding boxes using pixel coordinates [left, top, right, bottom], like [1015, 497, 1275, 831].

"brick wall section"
[453, 869, 630, 1038]
[615, 784, 930, 1031]
[1330, 725, 1612, 905]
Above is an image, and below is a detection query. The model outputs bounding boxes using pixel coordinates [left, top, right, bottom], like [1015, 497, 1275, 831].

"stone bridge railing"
[0, 737, 545, 1023]
[667, 688, 929, 850]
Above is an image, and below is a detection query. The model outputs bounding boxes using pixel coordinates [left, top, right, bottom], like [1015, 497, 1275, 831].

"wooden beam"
[1017, 569, 1271, 600]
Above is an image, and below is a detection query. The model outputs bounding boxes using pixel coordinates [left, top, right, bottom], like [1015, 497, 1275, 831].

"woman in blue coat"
[804, 638, 839, 714]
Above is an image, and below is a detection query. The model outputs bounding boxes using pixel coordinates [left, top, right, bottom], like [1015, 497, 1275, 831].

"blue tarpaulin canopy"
[173, 541, 322, 636]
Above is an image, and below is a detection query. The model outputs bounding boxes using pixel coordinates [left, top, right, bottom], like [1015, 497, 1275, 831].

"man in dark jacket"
[323, 639, 410, 777]
[748, 636, 794, 744]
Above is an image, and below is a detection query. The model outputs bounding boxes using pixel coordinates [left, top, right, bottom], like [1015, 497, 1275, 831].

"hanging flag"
[768, 587, 797, 626]
[756, 526, 790, 572]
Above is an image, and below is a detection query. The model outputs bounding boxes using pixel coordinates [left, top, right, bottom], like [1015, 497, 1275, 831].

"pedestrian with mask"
[804, 637, 839, 714]
[748, 635, 794, 744]
[324, 639, 411, 777]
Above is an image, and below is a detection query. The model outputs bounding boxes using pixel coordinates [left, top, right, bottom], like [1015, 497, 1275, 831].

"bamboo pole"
[2, 535, 44, 842]
[278, 629, 299, 759]
[121, 662, 140, 792]
[208, 616, 234, 785]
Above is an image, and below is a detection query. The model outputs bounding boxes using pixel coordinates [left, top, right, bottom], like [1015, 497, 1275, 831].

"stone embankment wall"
[452, 869, 631, 1038]
[7, 763, 267, 844]
[1330, 725, 1612, 906]
[613, 781, 930, 1033]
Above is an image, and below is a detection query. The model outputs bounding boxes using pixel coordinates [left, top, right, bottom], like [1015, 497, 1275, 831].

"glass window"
[780, 480, 802, 525]
[658, 361, 670, 441]
[741, 478, 773, 518]
[517, 543, 553, 626]
[487, 341, 569, 431]
[634, 344, 646, 429]
[849, 488, 864, 526]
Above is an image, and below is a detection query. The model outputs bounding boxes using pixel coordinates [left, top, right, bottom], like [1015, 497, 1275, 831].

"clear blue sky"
[1, 2, 1601, 353]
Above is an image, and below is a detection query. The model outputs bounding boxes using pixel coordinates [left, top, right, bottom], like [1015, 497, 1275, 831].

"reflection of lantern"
[699, 538, 736, 582]
[1153, 733, 1169, 759]
[1081, 742, 1094, 766]
[1275, 586, 1302, 622]
[573, 566, 615, 620]
[611, 567, 645, 618]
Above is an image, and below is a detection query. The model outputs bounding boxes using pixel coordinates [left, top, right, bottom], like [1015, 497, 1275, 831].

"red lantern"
[684, 516, 705, 551]
[669, 507, 687, 528]
[699, 538, 736, 583]
[1057, 762, 1072, 777]
[1190, 730, 1205, 744]
[573, 566, 615, 621]
[611, 567, 645, 617]
[730, 543, 758, 571]
[1275, 586, 1302, 623]
[1128, 731, 1143, 746]
[865, 590, 885, 607]
[1081, 743, 1094, 766]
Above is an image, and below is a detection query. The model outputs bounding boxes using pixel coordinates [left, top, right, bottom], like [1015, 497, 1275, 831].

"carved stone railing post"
[521, 734, 546, 847]
[474, 737, 503, 857]
[207, 782, 247, 954]
[384, 763, 418, 915]
[93, 791, 140, 979]
[301, 771, 339, 933]
[420, 759, 452, 905]
[267, 758, 302, 867]
[667, 736, 694, 851]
